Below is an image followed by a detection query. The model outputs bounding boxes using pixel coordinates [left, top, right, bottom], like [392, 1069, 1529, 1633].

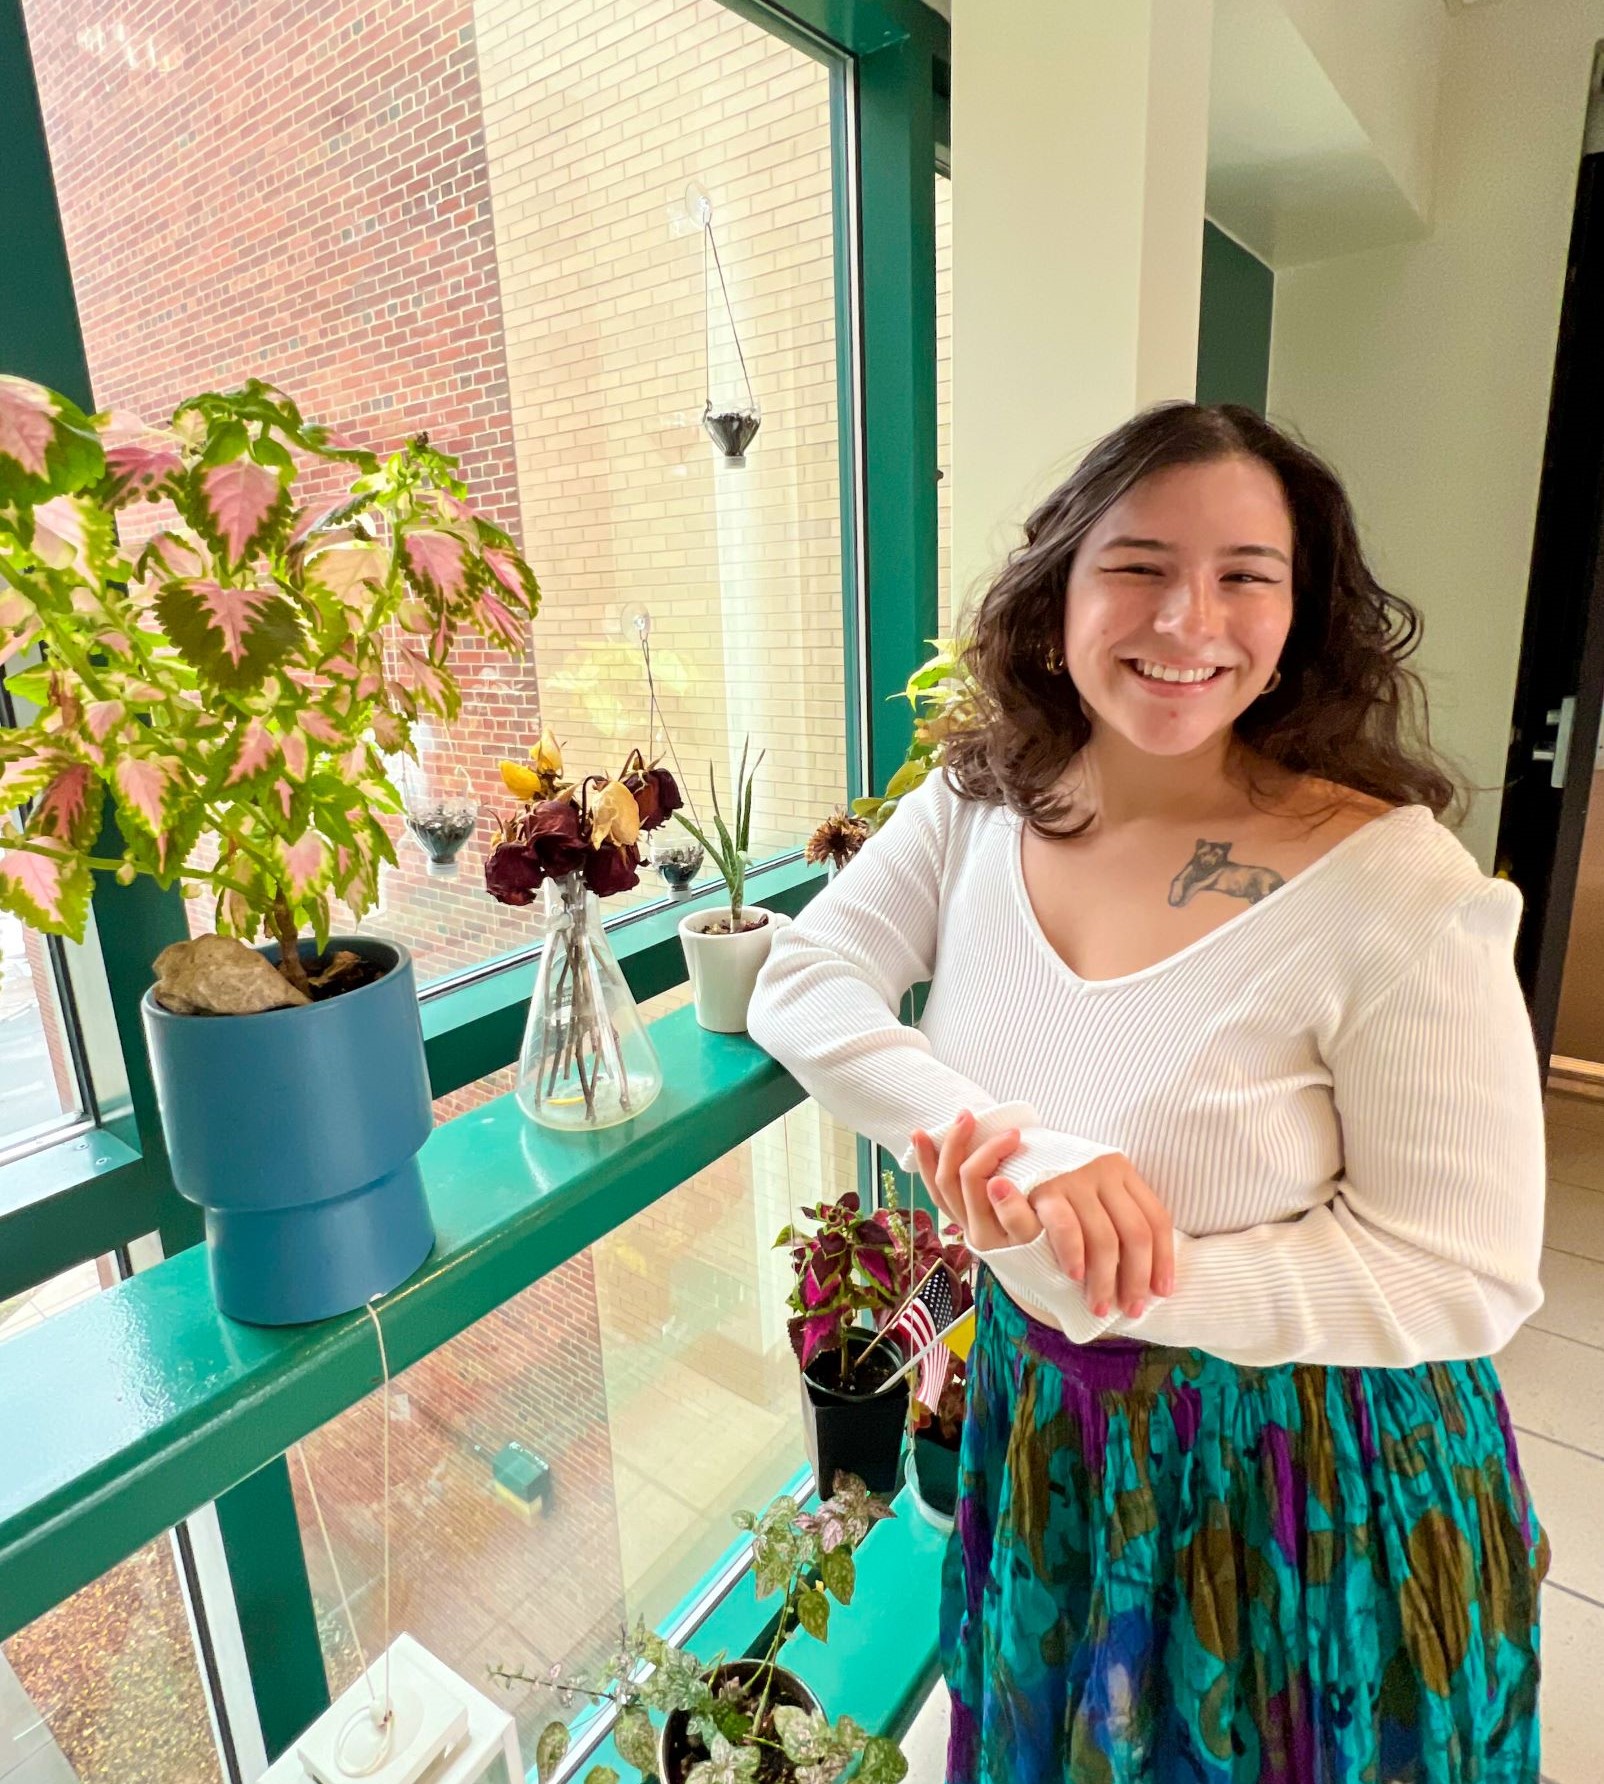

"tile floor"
[898, 1085, 1604, 1783]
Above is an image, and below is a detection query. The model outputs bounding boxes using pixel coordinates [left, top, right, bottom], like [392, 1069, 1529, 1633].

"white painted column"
[950, 0, 1213, 605]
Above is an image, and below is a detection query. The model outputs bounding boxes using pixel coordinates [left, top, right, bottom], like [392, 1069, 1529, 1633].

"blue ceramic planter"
[141, 936, 435, 1326]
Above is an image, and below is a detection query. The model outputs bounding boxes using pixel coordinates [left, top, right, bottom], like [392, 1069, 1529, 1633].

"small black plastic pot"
[799, 1326, 909, 1499]
[658, 1659, 822, 1784]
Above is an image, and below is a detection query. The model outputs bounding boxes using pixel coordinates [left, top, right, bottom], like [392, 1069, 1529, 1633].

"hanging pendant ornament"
[692, 183, 762, 469]
[262, 1303, 524, 1784]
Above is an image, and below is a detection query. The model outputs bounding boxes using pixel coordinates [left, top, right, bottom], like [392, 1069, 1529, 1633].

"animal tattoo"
[1167, 839, 1285, 908]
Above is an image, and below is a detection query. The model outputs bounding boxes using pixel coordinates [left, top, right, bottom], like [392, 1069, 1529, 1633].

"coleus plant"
[849, 639, 979, 833]
[772, 1187, 951, 1392]
[0, 375, 540, 996]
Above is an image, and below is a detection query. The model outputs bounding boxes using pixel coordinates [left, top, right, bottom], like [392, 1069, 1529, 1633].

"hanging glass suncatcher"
[691, 184, 762, 468]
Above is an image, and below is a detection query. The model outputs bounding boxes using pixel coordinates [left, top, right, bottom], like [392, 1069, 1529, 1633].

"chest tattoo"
[1167, 838, 1286, 908]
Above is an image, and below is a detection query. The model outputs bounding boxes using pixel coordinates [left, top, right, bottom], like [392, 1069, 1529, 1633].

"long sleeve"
[981, 879, 1548, 1366]
[746, 770, 1118, 1190]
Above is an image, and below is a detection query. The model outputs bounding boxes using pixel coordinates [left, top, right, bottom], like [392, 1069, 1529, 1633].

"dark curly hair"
[943, 401, 1463, 838]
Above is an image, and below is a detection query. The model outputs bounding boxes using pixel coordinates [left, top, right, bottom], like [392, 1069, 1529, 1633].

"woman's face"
[1060, 454, 1294, 757]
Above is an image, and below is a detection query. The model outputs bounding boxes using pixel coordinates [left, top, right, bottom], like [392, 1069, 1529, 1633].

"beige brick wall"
[472, 0, 847, 882]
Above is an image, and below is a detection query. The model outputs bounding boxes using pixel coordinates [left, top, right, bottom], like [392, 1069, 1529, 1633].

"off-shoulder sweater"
[745, 768, 1546, 1367]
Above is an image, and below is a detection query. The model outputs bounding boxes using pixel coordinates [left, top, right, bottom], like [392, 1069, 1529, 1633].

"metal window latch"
[1530, 694, 1577, 789]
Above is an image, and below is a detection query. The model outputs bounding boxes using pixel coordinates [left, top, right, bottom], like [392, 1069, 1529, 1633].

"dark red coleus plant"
[774, 1189, 973, 1398]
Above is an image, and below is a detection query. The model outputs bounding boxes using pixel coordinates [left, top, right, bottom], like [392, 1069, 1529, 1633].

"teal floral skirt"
[939, 1267, 1550, 1783]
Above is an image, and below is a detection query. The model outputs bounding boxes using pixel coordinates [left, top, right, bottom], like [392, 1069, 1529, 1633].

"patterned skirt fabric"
[939, 1267, 1550, 1784]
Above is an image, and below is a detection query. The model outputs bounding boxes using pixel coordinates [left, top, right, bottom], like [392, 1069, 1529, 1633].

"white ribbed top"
[746, 767, 1547, 1367]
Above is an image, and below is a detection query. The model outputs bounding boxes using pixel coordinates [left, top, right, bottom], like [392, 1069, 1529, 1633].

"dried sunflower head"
[805, 807, 870, 870]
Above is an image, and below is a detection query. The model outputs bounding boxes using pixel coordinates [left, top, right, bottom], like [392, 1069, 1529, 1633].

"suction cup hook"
[400, 755, 480, 878]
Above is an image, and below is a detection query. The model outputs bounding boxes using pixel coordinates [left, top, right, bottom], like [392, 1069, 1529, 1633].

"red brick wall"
[21, 0, 535, 990]
[19, 0, 630, 1714]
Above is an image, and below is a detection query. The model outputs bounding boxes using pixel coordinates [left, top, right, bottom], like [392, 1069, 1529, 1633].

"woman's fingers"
[958, 1128, 1023, 1242]
[1073, 1190, 1122, 1318]
[1100, 1178, 1154, 1316]
[983, 1178, 1043, 1244]
[910, 1112, 1021, 1249]
[1032, 1193, 1085, 1281]
[908, 1131, 958, 1227]
[1124, 1172, 1176, 1299]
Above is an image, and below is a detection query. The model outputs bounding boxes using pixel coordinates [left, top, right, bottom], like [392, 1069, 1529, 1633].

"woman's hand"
[908, 1110, 1176, 1319]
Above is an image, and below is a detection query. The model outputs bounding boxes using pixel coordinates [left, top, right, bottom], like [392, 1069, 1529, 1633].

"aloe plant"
[0, 375, 540, 995]
[674, 736, 764, 929]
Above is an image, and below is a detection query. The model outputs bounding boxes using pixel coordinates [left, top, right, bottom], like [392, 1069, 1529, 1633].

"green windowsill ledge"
[0, 854, 826, 1297]
[0, 1003, 809, 1642]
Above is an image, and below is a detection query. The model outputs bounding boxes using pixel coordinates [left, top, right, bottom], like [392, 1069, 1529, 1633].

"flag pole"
[857, 1256, 943, 1372]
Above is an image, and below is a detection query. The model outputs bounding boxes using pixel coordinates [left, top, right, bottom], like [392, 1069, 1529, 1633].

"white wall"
[950, 0, 1212, 608]
[1269, 0, 1600, 864]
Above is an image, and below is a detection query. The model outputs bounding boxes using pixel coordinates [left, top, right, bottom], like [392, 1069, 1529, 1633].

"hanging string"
[704, 217, 757, 414]
[295, 1297, 397, 1778]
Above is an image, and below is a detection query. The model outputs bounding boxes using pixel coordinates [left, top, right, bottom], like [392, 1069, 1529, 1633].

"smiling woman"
[943, 399, 1458, 842]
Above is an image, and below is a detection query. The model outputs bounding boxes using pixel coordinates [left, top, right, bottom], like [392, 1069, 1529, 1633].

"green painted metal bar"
[1197, 221, 1274, 414]
[215, 1457, 331, 1760]
[0, 1007, 805, 1641]
[0, 1135, 156, 1302]
[0, 856, 825, 1288]
[855, 21, 941, 799]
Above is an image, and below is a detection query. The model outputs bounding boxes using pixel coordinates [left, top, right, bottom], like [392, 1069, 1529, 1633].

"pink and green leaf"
[280, 832, 329, 900]
[83, 701, 127, 754]
[403, 529, 468, 605]
[370, 707, 409, 752]
[222, 718, 280, 787]
[0, 377, 103, 504]
[188, 454, 291, 568]
[154, 577, 299, 688]
[481, 546, 540, 613]
[30, 495, 119, 581]
[299, 708, 342, 748]
[472, 589, 524, 651]
[114, 753, 183, 838]
[0, 752, 61, 811]
[395, 645, 460, 720]
[0, 841, 93, 938]
[307, 539, 390, 612]
[98, 428, 185, 508]
[33, 764, 105, 850]
[279, 731, 310, 781]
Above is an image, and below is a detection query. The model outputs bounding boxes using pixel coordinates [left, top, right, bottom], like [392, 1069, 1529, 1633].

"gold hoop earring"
[1044, 645, 1065, 675]
[1262, 667, 1282, 695]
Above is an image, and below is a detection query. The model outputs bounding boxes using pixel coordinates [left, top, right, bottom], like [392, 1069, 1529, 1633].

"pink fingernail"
[1094, 1301, 1110, 1318]
[986, 1180, 1007, 1201]
[1129, 1301, 1146, 1319]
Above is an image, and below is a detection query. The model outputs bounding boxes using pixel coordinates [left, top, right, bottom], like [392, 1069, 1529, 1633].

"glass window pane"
[0, 918, 81, 1156]
[0, 1255, 111, 1346]
[1, 1258, 229, 1784]
[3, 1539, 225, 1784]
[24, 0, 848, 991]
[935, 170, 955, 641]
[292, 1085, 857, 1758]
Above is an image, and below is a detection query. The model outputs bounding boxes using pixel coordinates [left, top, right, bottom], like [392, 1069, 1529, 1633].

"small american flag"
[887, 1262, 958, 1409]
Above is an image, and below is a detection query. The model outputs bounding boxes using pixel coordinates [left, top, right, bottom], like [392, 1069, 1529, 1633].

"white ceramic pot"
[677, 904, 791, 1033]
